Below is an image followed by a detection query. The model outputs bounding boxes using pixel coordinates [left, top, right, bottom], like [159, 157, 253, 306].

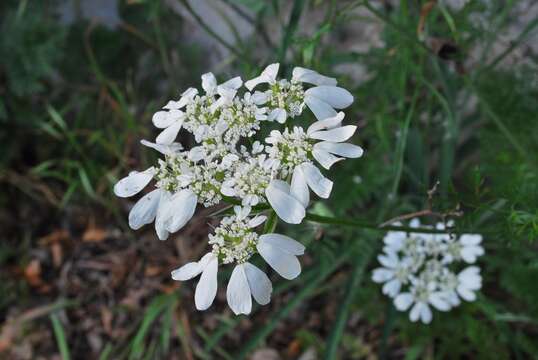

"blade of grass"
[323, 241, 373, 360]
[50, 313, 71, 360]
[277, 0, 306, 63]
[129, 294, 176, 359]
[389, 90, 418, 199]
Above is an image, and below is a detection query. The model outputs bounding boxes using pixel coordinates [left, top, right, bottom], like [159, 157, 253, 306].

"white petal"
[394, 293, 414, 311]
[372, 268, 394, 283]
[312, 148, 343, 170]
[265, 180, 305, 224]
[378, 253, 398, 268]
[420, 303, 433, 324]
[176, 88, 198, 108]
[409, 302, 423, 322]
[188, 146, 205, 162]
[128, 189, 161, 230]
[382, 279, 401, 298]
[429, 293, 450, 311]
[457, 286, 477, 301]
[305, 86, 354, 109]
[171, 262, 201, 281]
[305, 96, 337, 121]
[195, 255, 218, 310]
[141, 139, 182, 155]
[165, 189, 197, 233]
[152, 111, 175, 128]
[292, 67, 337, 86]
[245, 63, 279, 90]
[156, 120, 183, 144]
[306, 112, 344, 134]
[114, 167, 154, 198]
[460, 234, 482, 246]
[257, 242, 301, 280]
[461, 246, 484, 263]
[309, 126, 357, 143]
[248, 215, 267, 228]
[251, 91, 268, 104]
[268, 108, 287, 123]
[314, 142, 364, 158]
[219, 76, 242, 90]
[301, 163, 333, 199]
[259, 234, 305, 255]
[201, 72, 217, 94]
[227, 264, 252, 315]
[155, 191, 172, 240]
[244, 263, 272, 306]
[290, 166, 309, 207]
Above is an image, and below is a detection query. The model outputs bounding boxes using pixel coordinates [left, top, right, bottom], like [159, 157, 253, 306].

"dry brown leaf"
[144, 265, 163, 277]
[82, 227, 108, 243]
[38, 229, 69, 246]
[51, 243, 63, 268]
[23, 260, 43, 288]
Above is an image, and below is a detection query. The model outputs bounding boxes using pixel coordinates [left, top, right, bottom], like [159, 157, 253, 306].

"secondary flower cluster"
[114, 64, 363, 314]
[372, 219, 485, 324]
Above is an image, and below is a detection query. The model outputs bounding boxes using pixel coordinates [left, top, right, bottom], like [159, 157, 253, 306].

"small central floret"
[209, 214, 259, 264]
[268, 79, 305, 118]
[265, 126, 313, 177]
[155, 153, 223, 207]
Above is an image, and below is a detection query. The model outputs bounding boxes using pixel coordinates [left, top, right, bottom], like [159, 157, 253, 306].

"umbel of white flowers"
[372, 219, 485, 324]
[113, 64, 363, 314]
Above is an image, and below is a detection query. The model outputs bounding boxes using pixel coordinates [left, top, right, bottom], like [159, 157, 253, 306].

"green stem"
[305, 213, 478, 234]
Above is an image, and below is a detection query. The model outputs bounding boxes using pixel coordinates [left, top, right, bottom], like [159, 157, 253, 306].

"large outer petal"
[312, 148, 343, 170]
[227, 264, 252, 315]
[195, 255, 218, 310]
[141, 139, 183, 156]
[305, 96, 337, 121]
[128, 189, 161, 230]
[259, 234, 305, 255]
[314, 141, 364, 158]
[165, 189, 197, 233]
[307, 112, 344, 135]
[245, 63, 279, 90]
[290, 166, 309, 207]
[114, 167, 154, 198]
[292, 67, 337, 86]
[305, 86, 354, 109]
[301, 163, 333, 199]
[201, 72, 217, 94]
[265, 180, 305, 224]
[257, 242, 302, 280]
[156, 120, 183, 144]
[309, 125, 357, 143]
[244, 263, 272, 306]
[171, 253, 216, 281]
[155, 191, 172, 240]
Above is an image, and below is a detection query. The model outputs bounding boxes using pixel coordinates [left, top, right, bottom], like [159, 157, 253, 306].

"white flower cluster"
[113, 64, 363, 314]
[372, 219, 485, 324]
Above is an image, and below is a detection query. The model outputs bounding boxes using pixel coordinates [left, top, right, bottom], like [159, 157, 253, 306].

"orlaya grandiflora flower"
[113, 140, 198, 241]
[244, 63, 354, 122]
[372, 218, 485, 324]
[152, 72, 242, 145]
[264, 112, 363, 224]
[171, 206, 305, 314]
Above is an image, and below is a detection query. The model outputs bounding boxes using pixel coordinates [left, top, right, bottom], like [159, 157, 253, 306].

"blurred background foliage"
[1, 0, 537, 359]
